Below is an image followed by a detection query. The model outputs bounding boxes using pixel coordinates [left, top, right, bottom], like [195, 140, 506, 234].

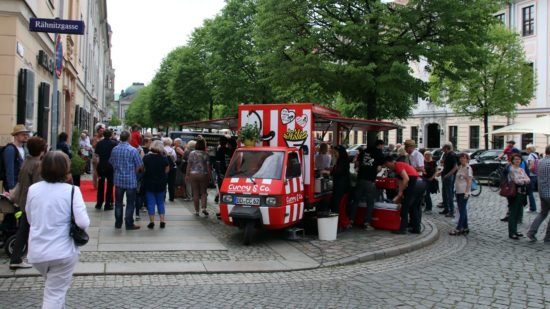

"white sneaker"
[10, 261, 32, 270]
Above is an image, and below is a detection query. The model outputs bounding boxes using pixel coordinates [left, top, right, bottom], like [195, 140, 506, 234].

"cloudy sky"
[107, 0, 226, 94]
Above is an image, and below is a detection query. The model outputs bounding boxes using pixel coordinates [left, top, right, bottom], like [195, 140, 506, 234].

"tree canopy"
[429, 25, 535, 149]
[125, 0, 513, 146]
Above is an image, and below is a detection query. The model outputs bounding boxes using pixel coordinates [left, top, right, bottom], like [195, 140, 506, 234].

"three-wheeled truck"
[182, 103, 398, 244]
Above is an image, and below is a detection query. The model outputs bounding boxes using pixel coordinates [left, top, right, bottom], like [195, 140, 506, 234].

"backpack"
[0, 143, 17, 181]
[529, 153, 539, 174]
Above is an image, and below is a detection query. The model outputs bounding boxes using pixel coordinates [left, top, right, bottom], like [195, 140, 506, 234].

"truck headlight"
[222, 194, 233, 204]
[266, 197, 277, 206]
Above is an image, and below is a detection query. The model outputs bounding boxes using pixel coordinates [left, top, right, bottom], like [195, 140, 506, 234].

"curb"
[322, 219, 440, 267]
[2, 219, 439, 278]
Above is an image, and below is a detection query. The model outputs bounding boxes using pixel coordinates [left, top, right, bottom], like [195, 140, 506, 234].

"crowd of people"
[2, 121, 550, 308]
[1, 123, 239, 307]
[337, 138, 550, 242]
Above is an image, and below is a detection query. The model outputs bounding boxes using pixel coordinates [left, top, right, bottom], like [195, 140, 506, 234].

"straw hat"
[11, 124, 30, 136]
[404, 139, 416, 148]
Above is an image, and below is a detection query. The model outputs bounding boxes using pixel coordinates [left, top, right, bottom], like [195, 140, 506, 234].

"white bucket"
[317, 215, 339, 241]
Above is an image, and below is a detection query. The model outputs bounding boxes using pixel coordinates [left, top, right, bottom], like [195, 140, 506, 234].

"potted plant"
[70, 127, 86, 186]
[239, 123, 260, 147]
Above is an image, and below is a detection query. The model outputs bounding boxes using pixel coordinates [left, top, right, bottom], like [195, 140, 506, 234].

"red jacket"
[130, 131, 141, 148]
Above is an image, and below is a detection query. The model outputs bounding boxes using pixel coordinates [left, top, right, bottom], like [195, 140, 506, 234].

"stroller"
[0, 194, 23, 257]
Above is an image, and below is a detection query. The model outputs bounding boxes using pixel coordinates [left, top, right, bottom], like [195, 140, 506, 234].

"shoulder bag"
[69, 186, 89, 246]
[499, 178, 516, 198]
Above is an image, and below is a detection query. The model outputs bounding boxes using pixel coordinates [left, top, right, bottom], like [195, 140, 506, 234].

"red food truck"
[181, 103, 398, 244]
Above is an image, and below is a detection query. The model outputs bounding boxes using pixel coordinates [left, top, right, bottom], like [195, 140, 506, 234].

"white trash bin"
[317, 214, 339, 241]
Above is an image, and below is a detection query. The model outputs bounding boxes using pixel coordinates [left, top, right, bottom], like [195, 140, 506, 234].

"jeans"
[424, 191, 433, 211]
[455, 193, 469, 230]
[527, 197, 550, 242]
[442, 175, 455, 214]
[528, 176, 537, 211]
[348, 179, 377, 225]
[146, 191, 166, 216]
[509, 193, 526, 237]
[115, 187, 137, 228]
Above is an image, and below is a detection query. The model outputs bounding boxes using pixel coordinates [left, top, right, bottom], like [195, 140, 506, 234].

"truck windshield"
[226, 151, 284, 180]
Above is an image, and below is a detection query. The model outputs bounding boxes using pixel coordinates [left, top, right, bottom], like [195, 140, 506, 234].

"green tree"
[429, 25, 535, 150]
[189, 0, 273, 115]
[254, 0, 499, 145]
[125, 85, 153, 128]
[109, 110, 121, 126]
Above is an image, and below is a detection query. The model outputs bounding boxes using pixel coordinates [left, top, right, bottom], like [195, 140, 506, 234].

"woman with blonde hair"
[163, 137, 177, 202]
[26, 151, 90, 307]
[143, 140, 170, 228]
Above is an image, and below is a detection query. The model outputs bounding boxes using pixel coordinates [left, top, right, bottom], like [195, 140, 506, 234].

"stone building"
[0, 0, 114, 146]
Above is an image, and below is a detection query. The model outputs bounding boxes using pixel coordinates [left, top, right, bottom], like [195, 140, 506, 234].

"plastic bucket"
[317, 214, 339, 241]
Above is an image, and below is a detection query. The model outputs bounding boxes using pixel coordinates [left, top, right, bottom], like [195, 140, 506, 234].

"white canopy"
[492, 115, 550, 136]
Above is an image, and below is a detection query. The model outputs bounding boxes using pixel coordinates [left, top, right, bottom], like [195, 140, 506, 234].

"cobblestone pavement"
[0, 187, 549, 308]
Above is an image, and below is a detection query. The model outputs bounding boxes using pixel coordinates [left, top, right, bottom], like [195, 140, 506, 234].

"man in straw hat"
[3, 124, 30, 191]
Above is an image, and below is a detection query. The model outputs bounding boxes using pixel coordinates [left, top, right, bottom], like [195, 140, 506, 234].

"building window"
[396, 128, 403, 144]
[469, 126, 480, 149]
[411, 126, 418, 145]
[521, 133, 533, 149]
[492, 126, 504, 149]
[522, 5, 535, 36]
[495, 13, 505, 24]
[449, 126, 458, 150]
[383, 131, 389, 145]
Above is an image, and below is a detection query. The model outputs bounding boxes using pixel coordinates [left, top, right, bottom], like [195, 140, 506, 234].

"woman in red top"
[384, 155, 423, 234]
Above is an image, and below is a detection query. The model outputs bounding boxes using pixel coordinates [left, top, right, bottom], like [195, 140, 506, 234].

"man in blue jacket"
[3, 125, 30, 192]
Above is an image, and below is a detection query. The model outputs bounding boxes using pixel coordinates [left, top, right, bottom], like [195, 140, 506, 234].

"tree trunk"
[366, 90, 378, 148]
[483, 112, 489, 150]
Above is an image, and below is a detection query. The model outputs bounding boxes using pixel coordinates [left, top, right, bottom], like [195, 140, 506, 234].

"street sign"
[29, 18, 85, 35]
[55, 34, 63, 77]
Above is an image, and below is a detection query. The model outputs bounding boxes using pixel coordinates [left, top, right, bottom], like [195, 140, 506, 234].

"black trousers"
[10, 212, 29, 264]
[399, 176, 423, 232]
[167, 167, 176, 200]
[97, 170, 114, 208]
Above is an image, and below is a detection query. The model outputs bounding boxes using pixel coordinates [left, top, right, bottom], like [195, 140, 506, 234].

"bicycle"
[488, 164, 508, 192]
[470, 177, 481, 197]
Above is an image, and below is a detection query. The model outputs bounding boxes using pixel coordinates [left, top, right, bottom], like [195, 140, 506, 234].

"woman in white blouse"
[449, 153, 472, 236]
[26, 151, 90, 308]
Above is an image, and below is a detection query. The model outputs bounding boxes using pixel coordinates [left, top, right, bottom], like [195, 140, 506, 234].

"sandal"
[202, 210, 209, 216]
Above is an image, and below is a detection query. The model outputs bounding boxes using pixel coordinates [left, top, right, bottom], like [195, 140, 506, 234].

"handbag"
[499, 179, 516, 197]
[69, 186, 89, 246]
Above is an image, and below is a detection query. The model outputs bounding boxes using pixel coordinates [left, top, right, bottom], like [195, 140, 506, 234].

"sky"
[107, 0, 226, 94]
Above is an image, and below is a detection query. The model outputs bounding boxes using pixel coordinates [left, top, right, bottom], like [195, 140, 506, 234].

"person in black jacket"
[56, 132, 72, 159]
[330, 145, 350, 213]
[94, 129, 118, 210]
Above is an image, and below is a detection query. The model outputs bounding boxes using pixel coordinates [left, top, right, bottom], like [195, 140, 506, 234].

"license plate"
[235, 196, 260, 206]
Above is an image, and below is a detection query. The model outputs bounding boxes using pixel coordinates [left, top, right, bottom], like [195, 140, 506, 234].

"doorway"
[426, 123, 440, 148]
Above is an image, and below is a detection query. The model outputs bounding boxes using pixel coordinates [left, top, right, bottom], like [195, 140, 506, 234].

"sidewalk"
[0, 190, 439, 277]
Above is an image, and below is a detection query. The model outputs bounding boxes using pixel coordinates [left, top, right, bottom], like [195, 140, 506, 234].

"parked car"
[347, 144, 366, 162]
[469, 149, 507, 179]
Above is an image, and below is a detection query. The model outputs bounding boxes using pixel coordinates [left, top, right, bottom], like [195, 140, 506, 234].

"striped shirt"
[109, 142, 143, 189]
[537, 156, 550, 199]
